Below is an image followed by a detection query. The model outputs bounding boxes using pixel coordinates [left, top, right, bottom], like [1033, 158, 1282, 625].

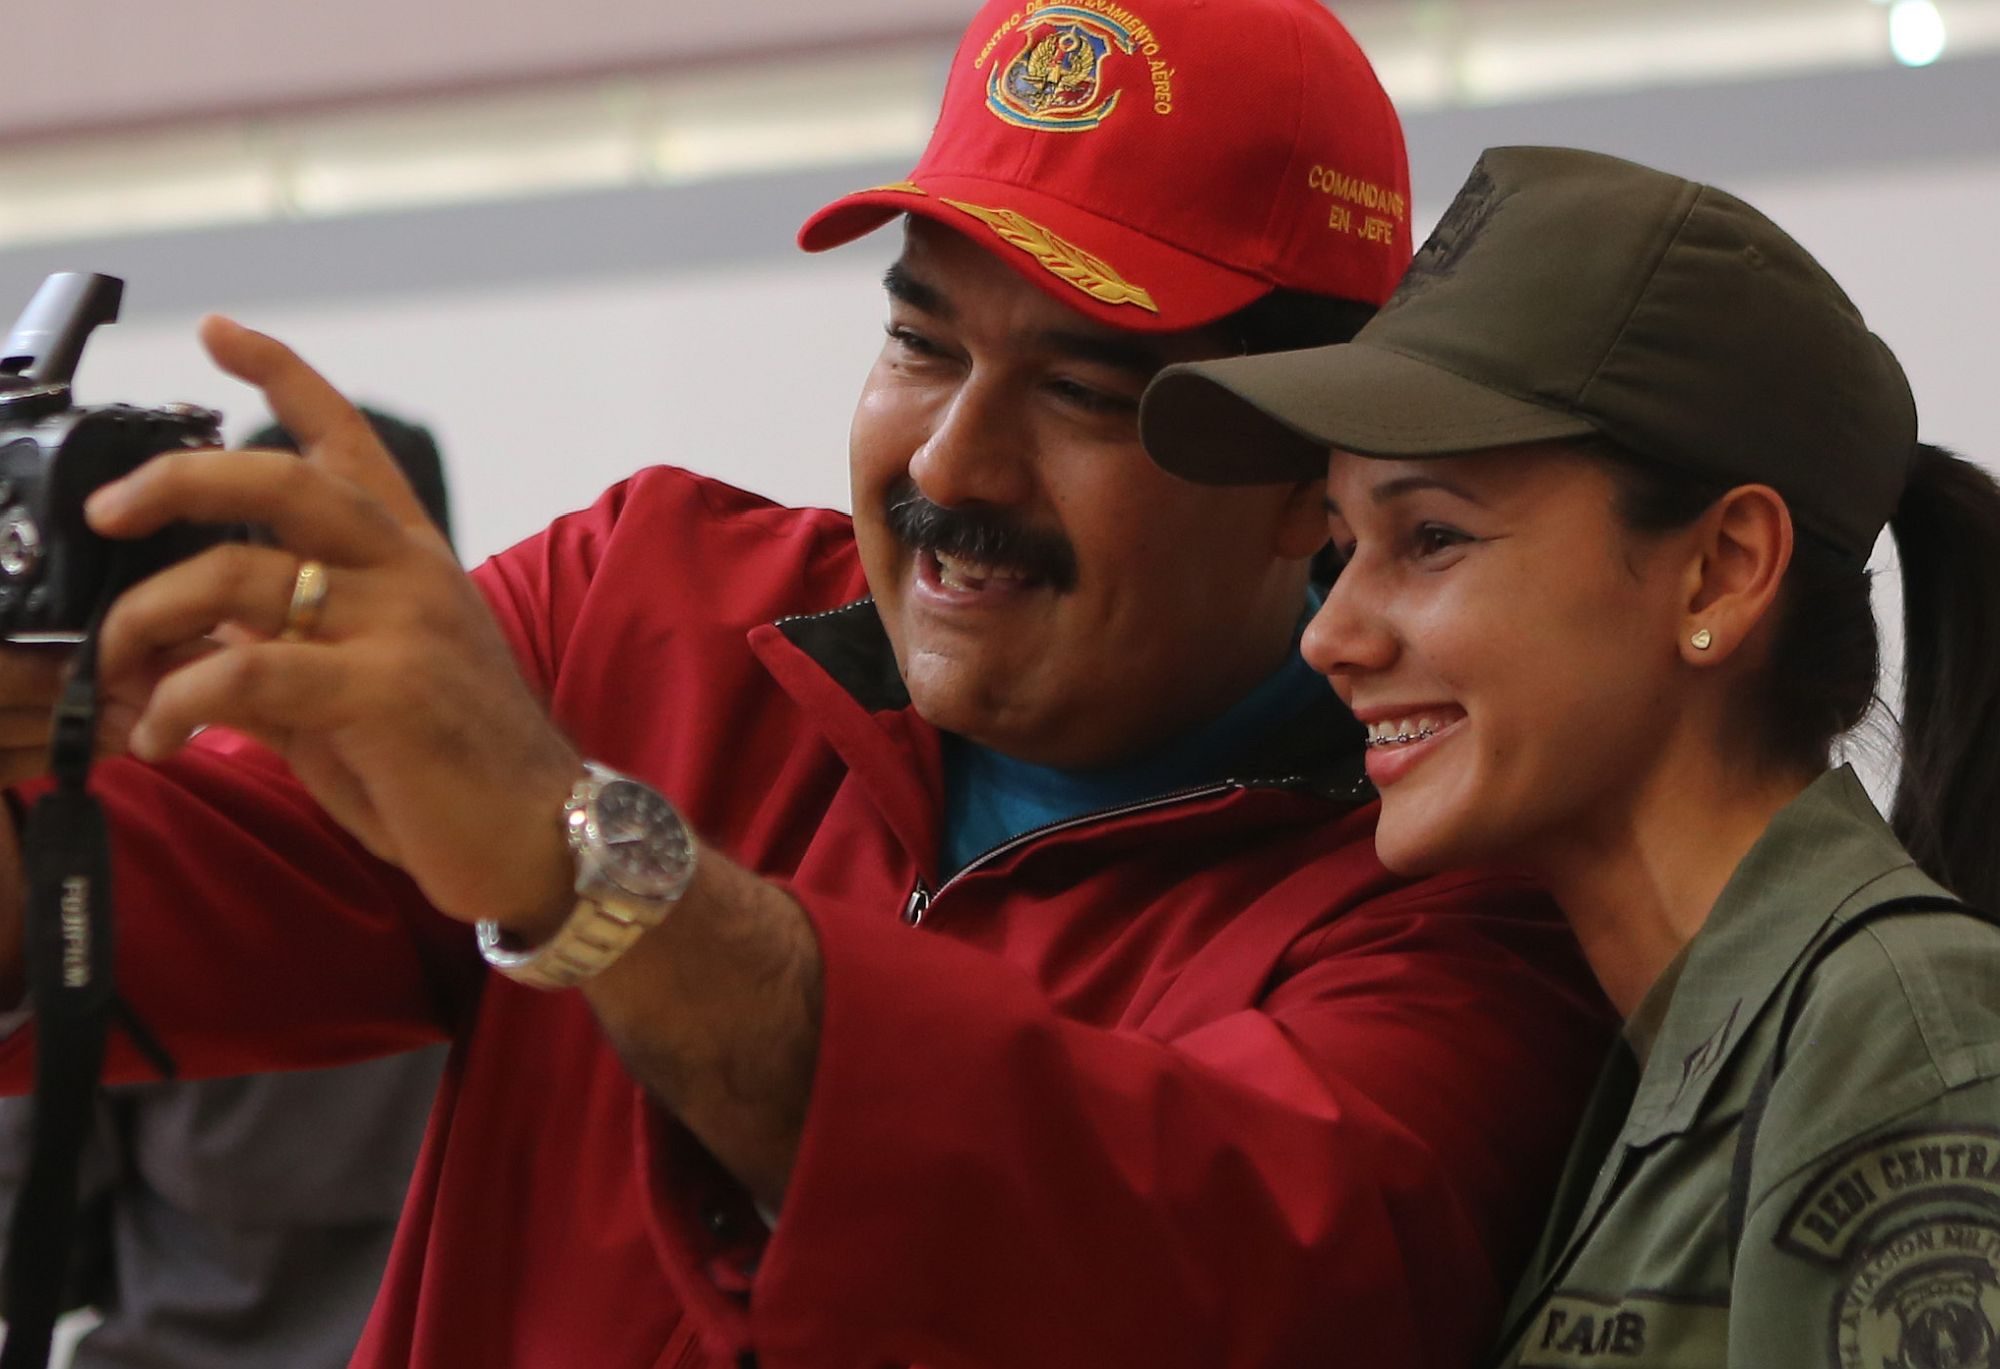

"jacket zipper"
[901, 776, 1311, 927]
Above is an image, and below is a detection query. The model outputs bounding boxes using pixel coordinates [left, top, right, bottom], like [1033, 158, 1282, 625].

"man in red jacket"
[0, 1, 1608, 1365]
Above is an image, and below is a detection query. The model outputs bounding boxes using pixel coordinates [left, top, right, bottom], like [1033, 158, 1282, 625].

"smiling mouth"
[1358, 710, 1466, 787]
[1362, 712, 1463, 749]
[930, 549, 1038, 593]
[884, 481, 1078, 594]
[1360, 716, 1440, 748]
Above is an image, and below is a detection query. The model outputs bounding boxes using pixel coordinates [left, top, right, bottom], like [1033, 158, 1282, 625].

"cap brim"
[1141, 341, 1600, 484]
[799, 174, 1272, 333]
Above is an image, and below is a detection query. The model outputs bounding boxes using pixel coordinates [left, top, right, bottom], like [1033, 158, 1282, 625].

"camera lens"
[0, 507, 42, 580]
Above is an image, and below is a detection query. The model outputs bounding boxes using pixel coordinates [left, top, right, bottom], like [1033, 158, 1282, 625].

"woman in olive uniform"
[1140, 145, 2000, 1369]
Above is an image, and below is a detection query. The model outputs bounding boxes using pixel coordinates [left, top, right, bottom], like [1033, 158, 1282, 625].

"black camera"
[0, 272, 233, 643]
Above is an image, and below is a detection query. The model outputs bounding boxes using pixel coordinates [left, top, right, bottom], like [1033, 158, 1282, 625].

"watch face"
[588, 780, 692, 900]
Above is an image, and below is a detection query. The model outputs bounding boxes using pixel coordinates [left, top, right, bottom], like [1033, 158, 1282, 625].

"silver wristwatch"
[476, 762, 698, 991]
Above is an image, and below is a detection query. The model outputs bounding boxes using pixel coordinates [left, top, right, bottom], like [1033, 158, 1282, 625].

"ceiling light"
[1888, 0, 1949, 64]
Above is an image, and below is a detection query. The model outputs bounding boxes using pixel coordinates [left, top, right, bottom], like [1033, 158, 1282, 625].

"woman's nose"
[1302, 558, 1398, 683]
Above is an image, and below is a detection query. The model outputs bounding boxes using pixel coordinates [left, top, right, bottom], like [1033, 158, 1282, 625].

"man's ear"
[1679, 484, 1794, 666]
[1273, 474, 1331, 561]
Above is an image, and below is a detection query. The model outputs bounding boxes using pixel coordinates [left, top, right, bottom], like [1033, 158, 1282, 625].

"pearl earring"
[1691, 628, 1714, 651]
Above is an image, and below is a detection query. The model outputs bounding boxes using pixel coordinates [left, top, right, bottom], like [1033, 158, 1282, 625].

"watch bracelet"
[475, 907, 652, 991]
[475, 762, 694, 991]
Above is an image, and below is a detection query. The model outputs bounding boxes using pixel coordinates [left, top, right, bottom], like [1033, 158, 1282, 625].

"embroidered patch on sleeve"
[1772, 1127, 2000, 1369]
[1777, 1128, 2000, 1264]
[1828, 1217, 2000, 1369]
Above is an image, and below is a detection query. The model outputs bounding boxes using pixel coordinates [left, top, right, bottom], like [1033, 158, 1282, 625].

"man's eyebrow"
[880, 267, 1166, 377]
[1033, 328, 1171, 380]
[884, 262, 951, 318]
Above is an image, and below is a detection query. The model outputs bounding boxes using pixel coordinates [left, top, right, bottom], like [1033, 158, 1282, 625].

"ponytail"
[1889, 443, 2000, 912]
[1599, 438, 2000, 909]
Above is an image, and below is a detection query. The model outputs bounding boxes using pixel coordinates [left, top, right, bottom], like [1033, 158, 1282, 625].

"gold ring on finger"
[280, 559, 330, 642]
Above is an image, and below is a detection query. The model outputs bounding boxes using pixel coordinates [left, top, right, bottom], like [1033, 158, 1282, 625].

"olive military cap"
[1141, 145, 1918, 559]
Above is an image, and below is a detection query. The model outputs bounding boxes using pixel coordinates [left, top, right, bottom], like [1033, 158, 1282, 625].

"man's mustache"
[884, 481, 1079, 592]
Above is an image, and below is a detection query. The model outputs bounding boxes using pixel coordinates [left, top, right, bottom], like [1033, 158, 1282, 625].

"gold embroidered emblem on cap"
[976, 3, 1174, 129]
[864, 181, 927, 197]
[941, 198, 1159, 313]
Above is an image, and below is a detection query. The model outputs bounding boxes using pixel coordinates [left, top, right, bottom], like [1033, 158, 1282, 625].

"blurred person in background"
[1143, 144, 2000, 1368]
[0, 409, 452, 1369]
[0, 6, 1610, 1366]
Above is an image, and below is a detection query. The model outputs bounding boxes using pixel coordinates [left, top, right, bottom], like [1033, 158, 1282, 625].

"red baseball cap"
[798, 0, 1411, 333]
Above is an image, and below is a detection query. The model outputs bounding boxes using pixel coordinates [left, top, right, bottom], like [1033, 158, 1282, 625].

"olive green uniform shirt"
[1496, 766, 2000, 1369]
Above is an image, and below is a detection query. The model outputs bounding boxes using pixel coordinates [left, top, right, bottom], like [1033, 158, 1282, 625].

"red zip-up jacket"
[1, 467, 1608, 1368]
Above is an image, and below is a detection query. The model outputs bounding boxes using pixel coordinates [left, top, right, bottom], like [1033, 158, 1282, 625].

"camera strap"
[1, 599, 173, 1369]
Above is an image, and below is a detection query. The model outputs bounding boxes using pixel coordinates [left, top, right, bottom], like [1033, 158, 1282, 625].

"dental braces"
[1365, 725, 1438, 749]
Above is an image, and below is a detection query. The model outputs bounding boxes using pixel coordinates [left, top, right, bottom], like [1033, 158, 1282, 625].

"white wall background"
[43, 250, 892, 559]
[3, 0, 969, 142]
